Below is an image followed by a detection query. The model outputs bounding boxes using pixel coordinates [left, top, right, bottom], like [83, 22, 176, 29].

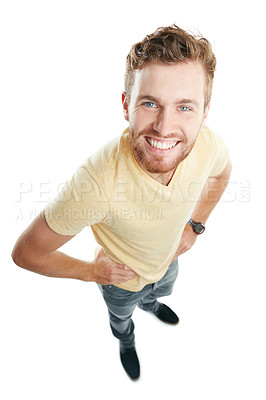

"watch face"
[196, 225, 205, 234]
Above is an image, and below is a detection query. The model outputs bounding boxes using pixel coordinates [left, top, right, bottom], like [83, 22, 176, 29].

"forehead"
[131, 61, 206, 103]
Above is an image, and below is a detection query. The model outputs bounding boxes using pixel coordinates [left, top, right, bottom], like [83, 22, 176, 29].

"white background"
[1, 0, 265, 398]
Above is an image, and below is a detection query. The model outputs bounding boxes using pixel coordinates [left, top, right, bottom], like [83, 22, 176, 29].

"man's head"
[122, 25, 216, 183]
[125, 24, 216, 110]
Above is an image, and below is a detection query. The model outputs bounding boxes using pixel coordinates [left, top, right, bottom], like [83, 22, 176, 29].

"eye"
[144, 102, 157, 108]
[179, 106, 190, 112]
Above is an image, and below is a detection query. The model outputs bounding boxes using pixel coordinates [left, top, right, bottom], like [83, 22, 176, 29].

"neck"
[145, 169, 176, 186]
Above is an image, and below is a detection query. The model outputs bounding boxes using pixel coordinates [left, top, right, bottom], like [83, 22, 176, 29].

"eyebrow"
[136, 95, 200, 107]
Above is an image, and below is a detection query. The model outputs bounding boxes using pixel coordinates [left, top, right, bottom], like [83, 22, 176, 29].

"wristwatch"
[188, 219, 205, 235]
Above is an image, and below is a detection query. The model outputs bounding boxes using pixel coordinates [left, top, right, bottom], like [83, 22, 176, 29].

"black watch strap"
[188, 219, 205, 235]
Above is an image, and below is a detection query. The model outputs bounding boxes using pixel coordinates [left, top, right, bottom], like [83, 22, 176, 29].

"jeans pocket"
[104, 284, 134, 298]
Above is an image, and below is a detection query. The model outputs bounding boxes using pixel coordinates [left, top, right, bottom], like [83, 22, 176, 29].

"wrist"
[187, 219, 205, 235]
[79, 261, 96, 282]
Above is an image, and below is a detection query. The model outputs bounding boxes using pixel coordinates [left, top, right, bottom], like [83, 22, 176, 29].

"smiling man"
[124, 61, 209, 184]
[12, 25, 232, 381]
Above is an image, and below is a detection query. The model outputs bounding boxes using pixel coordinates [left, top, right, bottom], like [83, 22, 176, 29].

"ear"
[122, 91, 129, 122]
[202, 102, 210, 126]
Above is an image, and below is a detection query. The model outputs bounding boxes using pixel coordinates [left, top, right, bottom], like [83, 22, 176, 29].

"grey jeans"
[98, 258, 179, 348]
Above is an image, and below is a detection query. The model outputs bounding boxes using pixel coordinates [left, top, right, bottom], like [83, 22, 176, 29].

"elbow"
[11, 239, 46, 274]
[11, 244, 24, 268]
[11, 240, 29, 270]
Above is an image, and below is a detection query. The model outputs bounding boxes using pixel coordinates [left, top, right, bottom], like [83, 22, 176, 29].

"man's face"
[122, 61, 209, 179]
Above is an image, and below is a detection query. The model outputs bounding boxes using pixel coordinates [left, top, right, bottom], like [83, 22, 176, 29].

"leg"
[98, 284, 140, 348]
[138, 258, 179, 313]
[98, 284, 145, 380]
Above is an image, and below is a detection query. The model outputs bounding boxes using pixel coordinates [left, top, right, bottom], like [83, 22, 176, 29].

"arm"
[11, 211, 137, 284]
[173, 160, 232, 258]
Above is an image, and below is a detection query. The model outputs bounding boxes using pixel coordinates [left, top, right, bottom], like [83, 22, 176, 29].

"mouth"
[145, 136, 180, 150]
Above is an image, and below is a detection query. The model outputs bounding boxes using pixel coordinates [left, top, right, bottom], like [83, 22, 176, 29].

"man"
[12, 25, 232, 381]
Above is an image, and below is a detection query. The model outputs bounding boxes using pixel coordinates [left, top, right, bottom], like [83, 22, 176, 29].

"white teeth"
[147, 138, 177, 150]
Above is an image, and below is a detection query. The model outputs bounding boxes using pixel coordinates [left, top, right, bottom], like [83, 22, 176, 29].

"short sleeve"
[209, 132, 230, 177]
[44, 164, 110, 235]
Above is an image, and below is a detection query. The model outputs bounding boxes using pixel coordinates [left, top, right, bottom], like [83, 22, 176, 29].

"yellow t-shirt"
[45, 126, 230, 291]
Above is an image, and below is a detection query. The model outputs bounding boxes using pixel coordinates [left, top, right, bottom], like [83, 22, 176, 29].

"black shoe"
[153, 303, 179, 325]
[120, 343, 140, 381]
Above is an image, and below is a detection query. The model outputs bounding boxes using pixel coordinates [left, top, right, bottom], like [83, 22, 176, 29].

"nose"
[152, 107, 178, 138]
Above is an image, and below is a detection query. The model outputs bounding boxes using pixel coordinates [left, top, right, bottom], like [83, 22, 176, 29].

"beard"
[128, 127, 198, 175]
